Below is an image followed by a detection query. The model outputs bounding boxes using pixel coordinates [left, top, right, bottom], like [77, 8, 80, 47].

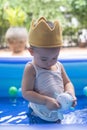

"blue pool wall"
[0, 57, 87, 97]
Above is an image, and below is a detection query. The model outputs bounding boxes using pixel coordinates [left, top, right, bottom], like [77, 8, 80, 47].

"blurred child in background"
[0, 27, 30, 57]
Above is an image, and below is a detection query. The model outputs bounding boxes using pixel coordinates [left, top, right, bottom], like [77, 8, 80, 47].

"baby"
[22, 17, 77, 124]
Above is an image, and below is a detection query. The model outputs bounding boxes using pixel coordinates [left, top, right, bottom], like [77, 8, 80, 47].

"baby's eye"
[53, 57, 57, 60]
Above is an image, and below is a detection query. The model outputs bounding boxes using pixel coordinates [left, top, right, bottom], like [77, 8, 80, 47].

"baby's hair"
[46, 21, 54, 29]
[5, 27, 28, 42]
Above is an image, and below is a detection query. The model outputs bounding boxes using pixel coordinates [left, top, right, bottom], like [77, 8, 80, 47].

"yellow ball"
[9, 86, 18, 97]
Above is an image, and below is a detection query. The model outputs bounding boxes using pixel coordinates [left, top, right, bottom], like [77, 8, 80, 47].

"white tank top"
[30, 62, 64, 121]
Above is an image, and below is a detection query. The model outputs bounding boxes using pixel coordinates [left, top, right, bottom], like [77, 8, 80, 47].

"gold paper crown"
[29, 17, 63, 48]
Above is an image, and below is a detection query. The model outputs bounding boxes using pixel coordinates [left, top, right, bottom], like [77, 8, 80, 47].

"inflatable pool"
[0, 57, 87, 130]
[0, 57, 87, 97]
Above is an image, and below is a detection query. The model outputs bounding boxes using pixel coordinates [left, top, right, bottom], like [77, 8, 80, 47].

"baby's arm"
[61, 63, 77, 107]
[22, 63, 60, 110]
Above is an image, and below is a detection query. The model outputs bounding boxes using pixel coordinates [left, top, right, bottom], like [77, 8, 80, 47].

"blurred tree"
[0, 0, 87, 47]
[4, 7, 26, 26]
[71, 0, 87, 28]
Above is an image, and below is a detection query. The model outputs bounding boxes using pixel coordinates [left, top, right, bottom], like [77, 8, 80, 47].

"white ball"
[57, 93, 73, 111]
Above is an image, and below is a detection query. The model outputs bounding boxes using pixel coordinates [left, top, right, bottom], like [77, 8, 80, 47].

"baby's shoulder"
[57, 61, 63, 67]
[25, 62, 36, 74]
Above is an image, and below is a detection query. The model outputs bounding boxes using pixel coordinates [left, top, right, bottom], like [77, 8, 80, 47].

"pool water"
[0, 96, 87, 125]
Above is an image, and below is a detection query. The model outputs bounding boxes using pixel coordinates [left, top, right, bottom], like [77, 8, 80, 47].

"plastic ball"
[9, 86, 18, 97]
[18, 87, 22, 97]
[83, 86, 87, 96]
[57, 93, 73, 112]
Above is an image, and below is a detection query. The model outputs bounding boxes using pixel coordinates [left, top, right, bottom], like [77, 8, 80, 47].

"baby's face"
[8, 39, 26, 53]
[33, 47, 60, 69]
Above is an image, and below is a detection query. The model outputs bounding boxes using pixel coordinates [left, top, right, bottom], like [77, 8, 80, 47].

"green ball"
[9, 86, 18, 97]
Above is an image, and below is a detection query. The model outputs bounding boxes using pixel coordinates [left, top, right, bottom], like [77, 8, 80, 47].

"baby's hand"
[45, 97, 61, 110]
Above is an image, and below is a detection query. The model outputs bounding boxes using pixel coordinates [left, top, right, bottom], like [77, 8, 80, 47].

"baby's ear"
[28, 47, 34, 56]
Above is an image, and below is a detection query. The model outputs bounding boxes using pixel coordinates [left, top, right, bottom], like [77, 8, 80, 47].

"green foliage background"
[0, 0, 87, 45]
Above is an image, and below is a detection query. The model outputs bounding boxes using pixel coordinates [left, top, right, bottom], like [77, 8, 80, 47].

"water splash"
[62, 109, 87, 124]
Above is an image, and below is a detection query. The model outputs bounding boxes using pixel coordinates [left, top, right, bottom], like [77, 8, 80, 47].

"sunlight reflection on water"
[0, 109, 87, 124]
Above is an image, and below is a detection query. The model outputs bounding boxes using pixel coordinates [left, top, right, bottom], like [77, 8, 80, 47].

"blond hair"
[5, 27, 28, 43]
